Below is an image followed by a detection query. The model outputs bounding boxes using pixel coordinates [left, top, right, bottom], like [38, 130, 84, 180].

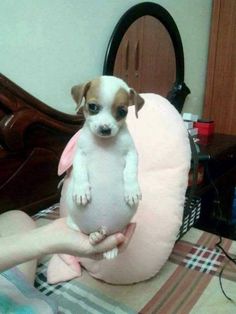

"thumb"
[91, 233, 125, 254]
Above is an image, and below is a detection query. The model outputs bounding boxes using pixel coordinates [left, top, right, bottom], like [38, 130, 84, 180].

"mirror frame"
[103, 2, 190, 112]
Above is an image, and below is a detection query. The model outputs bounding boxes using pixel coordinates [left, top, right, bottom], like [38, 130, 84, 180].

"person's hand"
[45, 218, 136, 259]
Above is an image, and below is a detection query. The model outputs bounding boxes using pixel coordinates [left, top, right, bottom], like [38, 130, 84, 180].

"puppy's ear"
[129, 89, 144, 118]
[129, 88, 144, 118]
[71, 82, 91, 113]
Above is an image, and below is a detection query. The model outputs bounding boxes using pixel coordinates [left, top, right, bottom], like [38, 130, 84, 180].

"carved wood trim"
[0, 73, 83, 215]
[0, 73, 84, 151]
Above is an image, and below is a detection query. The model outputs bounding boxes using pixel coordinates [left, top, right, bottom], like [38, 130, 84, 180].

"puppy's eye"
[117, 106, 128, 119]
[88, 103, 100, 114]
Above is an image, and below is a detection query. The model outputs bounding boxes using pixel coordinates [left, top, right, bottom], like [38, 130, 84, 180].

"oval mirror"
[103, 2, 190, 112]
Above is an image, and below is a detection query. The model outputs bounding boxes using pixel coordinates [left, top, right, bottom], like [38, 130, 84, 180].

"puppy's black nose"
[99, 125, 112, 136]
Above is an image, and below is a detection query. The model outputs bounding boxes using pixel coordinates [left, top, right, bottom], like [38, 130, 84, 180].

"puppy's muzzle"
[98, 125, 112, 136]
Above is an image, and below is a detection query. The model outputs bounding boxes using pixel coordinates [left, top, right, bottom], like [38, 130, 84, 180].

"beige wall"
[0, 0, 212, 115]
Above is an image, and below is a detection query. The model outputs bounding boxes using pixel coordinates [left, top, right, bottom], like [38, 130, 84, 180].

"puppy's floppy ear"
[71, 82, 91, 113]
[129, 89, 144, 118]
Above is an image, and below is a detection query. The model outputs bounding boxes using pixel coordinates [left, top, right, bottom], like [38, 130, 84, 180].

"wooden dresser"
[195, 133, 236, 239]
[204, 0, 236, 135]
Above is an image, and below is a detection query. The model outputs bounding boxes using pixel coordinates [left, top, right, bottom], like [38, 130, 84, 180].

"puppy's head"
[71, 76, 144, 138]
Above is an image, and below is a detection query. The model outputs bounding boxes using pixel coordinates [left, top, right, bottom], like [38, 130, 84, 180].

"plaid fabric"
[183, 245, 225, 274]
[35, 263, 136, 314]
[141, 233, 236, 314]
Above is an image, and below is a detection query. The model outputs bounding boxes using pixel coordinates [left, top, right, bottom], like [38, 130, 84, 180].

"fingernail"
[116, 233, 125, 243]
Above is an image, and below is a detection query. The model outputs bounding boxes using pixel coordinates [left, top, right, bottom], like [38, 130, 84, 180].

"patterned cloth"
[182, 244, 224, 274]
[0, 267, 57, 314]
[34, 207, 236, 314]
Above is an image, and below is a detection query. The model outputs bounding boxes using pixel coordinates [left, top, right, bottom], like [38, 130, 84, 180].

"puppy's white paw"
[124, 183, 142, 207]
[72, 182, 91, 206]
[103, 247, 118, 260]
[89, 226, 107, 245]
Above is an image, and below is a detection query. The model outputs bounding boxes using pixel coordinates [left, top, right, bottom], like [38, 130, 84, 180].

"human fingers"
[89, 223, 136, 259]
[88, 233, 125, 255]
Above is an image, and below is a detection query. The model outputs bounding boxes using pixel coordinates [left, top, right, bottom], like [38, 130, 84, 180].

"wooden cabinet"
[196, 133, 236, 239]
[113, 16, 176, 96]
[204, 0, 236, 135]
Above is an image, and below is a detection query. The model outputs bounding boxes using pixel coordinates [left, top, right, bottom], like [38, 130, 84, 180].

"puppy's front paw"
[73, 182, 91, 206]
[124, 183, 142, 207]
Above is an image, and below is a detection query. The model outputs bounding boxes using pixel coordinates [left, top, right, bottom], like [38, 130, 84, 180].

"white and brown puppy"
[66, 76, 144, 259]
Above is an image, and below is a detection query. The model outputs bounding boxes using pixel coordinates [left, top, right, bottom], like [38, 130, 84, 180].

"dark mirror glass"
[114, 15, 176, 97]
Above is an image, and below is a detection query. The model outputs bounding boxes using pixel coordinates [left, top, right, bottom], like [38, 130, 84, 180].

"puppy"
[66, 76, 144, 259]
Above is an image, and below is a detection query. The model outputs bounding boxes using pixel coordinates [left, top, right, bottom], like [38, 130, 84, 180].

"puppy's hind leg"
[89, 226, 107, 245]
[89, 226, 119, 259]
[103, 247, 118, 260]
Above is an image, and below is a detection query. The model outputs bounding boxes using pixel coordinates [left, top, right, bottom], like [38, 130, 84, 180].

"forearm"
[0, 224, 54, 272]
[0, 217, 125, 273]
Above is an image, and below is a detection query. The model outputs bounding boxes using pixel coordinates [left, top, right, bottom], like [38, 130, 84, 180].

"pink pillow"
[78, 93, 191, 284]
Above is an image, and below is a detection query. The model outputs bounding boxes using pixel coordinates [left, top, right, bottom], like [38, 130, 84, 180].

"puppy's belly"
[68, 162, 137, 235]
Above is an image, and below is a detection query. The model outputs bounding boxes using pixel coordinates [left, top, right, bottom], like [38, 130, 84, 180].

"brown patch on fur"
[112, 88, 130, 121]
[71, 77, 144, 118]
[71, 82, 91, 112]
[71, 78, 102, 114]
[84, 78, 101, 115]
[85, 78, 101, 102]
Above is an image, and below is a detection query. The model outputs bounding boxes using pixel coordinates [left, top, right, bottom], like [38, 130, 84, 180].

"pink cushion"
[78, 93, 191, 284]
[58, 131, 80, 176]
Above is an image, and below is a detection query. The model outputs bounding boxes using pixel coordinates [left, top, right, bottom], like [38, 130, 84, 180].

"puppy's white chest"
[86, 139, 125, 182]
[66, 127, 137, 234]
[84, 135, 129, 221]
